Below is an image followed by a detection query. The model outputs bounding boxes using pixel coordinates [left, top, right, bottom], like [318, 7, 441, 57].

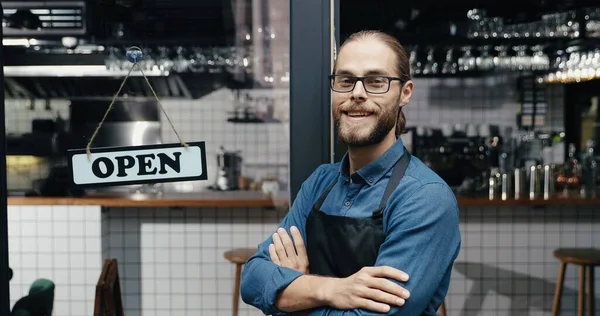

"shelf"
[7, 192, 600, 208]
[457, 197, 600, 206]
[7, 191, 289, 208]
[394, 33, 600, 50]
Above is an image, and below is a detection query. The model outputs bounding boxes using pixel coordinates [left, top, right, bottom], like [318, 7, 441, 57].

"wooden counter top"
[7, 191, 289, 208]
[6, 191, 600, 207]
[457, 196, 600, 206]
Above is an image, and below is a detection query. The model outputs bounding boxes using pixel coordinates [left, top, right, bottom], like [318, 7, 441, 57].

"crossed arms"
[269, 226, 411, 314]
[240, 179, 461, 316]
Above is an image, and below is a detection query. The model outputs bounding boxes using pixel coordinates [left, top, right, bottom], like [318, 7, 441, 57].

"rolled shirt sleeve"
[241, 166, 329, 315]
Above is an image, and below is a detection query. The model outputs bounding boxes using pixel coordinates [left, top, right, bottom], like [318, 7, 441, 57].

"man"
[240, 30, 461, 315]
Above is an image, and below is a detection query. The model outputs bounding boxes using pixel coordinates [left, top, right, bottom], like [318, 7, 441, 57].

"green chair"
[11, 278, 55, 316]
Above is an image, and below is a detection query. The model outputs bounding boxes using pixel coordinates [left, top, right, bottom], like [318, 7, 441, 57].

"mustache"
[337, 103, 378, 113]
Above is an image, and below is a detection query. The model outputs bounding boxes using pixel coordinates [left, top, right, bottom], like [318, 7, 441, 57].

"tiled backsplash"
[101, 206, 286, 316]
[405, 75, 520, 128]
[5, 88, 291, 192]
[7, 206, 102, 316]
[8, 204, 600, 316]
[404, 75, 564, 131]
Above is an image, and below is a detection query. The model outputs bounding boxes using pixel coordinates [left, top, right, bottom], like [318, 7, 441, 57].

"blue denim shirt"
[240, 138, 462, 315]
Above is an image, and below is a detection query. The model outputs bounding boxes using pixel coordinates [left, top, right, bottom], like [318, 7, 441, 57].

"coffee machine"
[213, 146, 243, 191]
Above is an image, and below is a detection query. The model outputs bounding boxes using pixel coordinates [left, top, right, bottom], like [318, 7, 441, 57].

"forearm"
[240, 257, 304, 315]
[276, 275, 332, 312]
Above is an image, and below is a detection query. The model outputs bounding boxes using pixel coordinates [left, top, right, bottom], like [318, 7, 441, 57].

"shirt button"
[368, 177, 373, 183]
[344, 201, 351, 206]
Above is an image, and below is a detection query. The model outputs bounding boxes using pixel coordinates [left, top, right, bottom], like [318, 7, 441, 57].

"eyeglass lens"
[331, 75, 390, 93]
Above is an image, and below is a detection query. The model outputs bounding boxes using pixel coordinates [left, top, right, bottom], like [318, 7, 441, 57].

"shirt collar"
[339, 137, 406, 185]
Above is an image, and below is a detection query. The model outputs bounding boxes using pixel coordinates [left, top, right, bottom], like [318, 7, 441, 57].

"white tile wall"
[445, 205, 600, 316]
[157, 88, 290, 192]
[101, 207, 285, 316]
[404, 75, 564, 132]
[4, 99, 70, 135]
[7, 205, 102, 316]
[405, 75, 521, 129]
[4, 88, 291, 192]
[7, 204, 600, 316]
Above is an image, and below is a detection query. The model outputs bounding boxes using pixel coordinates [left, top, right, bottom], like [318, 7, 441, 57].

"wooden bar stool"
[94, 258, 124, 316]
[551, 248, 600, 316]
[224, 248, 257, 316]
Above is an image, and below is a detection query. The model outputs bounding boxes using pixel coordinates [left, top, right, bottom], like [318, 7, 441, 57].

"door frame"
[289, 0, 339, 201]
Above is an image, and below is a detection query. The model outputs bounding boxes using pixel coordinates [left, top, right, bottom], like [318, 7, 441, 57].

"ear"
[399, 80, 414, 107]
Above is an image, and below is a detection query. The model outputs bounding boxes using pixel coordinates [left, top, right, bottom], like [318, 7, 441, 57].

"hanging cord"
[85, 57, 188, 161]
[139, 67, 188, 149]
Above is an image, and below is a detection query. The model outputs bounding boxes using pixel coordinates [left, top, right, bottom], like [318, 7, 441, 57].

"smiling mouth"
[343, 111, 374, 121]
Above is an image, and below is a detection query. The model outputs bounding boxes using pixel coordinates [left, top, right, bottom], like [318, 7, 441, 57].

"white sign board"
[67, 142, 208, 188]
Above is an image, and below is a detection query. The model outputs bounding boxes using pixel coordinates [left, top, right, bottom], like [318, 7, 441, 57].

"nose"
[351, 80, 367, 101]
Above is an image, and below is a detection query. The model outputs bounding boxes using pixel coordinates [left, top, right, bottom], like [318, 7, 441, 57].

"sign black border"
[66, 142, 208, 188]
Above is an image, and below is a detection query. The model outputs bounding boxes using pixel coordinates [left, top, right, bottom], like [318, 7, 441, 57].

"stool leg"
[587, 266, 594, 316]
[553, 262, 567, 316]
[438, 301, 447, 316]
[233, 263, 242, 316]
[579, 266, 586, 316]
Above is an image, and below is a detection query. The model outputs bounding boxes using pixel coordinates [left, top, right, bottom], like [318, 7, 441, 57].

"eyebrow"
[335, 69, 392, 76]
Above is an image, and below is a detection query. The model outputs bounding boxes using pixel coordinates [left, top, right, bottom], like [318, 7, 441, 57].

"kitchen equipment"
[529, 165, 542, 200]
[488, 168, 501, 200]
[6, 112, 69, 157]
[580, 140, 598, 199]
[514, 167, 526, 200]
[69, 100, 161, 148]
[69, 100, 163, 194]
[227, 90, 264, 123]
[261, 178, 279, 196]
[501, 173, 513, 201]
[214, 146, 243, 191]
[543, 164, 556, 200]
[227, 107, 263, 123]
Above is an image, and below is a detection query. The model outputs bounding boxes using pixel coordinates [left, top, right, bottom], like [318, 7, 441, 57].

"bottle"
[563, 143, 582, 197]
[580, 140, 598, 199]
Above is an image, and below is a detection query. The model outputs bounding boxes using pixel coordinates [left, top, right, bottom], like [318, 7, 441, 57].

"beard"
[334, 100, 398, 147]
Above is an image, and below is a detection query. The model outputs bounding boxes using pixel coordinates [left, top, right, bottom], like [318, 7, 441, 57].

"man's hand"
[320, 266, 411, 313]
[269, 228, 411, 314]
[269, 226, 309, 274]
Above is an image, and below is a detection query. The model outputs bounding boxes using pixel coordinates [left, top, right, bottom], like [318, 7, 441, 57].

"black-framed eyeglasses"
[328, 74, 402, 94]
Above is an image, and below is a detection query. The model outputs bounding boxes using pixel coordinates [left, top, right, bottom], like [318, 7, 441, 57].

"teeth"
[347, 112, 371, 117]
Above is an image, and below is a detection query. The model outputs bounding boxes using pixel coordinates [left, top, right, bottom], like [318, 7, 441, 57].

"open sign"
[67, 142, 208, 187]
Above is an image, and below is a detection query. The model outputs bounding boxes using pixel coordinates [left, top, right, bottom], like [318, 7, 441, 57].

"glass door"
[0, 1, 337, 315]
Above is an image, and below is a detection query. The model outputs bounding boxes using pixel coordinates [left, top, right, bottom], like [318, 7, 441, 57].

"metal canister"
[488, 169, 501, 200]
[488, 174, 497, 200]
[501, 173, 513, 201]
[543, 164, 555, 200]
[529, 165, 542, 200]
[581, 161, 598, 199]
[514, 168, 525, 200]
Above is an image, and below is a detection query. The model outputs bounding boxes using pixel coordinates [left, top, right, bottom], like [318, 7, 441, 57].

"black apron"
[305, 149, 411, 278]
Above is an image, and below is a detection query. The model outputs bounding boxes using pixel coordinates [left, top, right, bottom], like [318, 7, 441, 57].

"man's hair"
[335, 30, 412, 135]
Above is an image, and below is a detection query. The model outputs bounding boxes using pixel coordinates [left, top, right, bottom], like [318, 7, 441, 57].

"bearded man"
[240, 30, 461, 316]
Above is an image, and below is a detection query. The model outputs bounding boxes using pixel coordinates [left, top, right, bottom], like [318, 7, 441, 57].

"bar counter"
[7, 191, 289, 208]
[7, 191, 600, 207]
[6, 193, 600, 316]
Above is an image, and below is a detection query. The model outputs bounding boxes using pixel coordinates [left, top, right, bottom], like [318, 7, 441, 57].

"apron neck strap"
[313, 147, 412, 212]
[376, 148, 411, 210]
